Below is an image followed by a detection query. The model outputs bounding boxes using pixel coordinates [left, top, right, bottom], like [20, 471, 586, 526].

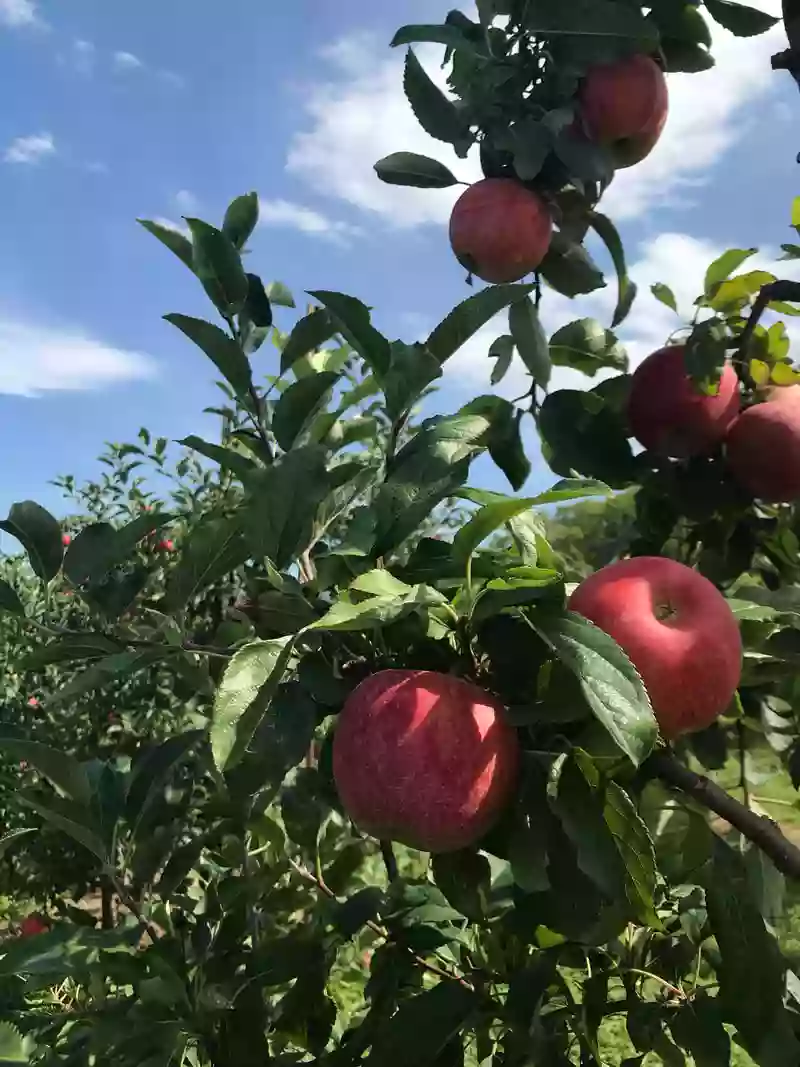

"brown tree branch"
[647, 749, 800, 880]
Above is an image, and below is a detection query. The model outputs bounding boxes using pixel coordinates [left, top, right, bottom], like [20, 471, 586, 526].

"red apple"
[628, 346, 740, 458]
[569, 557, 741, 739]
[157, 539, 174, 552]
[579, 53, 668, 168]
[19, 914, 48, 937]
[332, 670, 519, 852]
[26, 696, 39, 708]
[449, 178, 553, 284]
[726, 389, 800, 502]
[62, 533, 71, 547]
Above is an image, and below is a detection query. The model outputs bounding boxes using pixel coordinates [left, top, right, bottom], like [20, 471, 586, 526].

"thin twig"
[108, 873, 161, 943]
[621, 967, 686, 1000]
[735, 280, 800, 382]
[379, 840, 399, 883]
[737, 720, 750, 810]
[288, 858, 474, 989]
[646, 749, 800, 880]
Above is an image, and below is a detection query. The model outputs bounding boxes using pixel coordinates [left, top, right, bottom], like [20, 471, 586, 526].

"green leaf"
[0, 501, 63, 583]
[222, 191, 259, 250]
[510, 117, 553, 181]
[178, 436, 256, 480]
[0, 729, 91, 804]
[0, 829, 33, 859]
[684, 319, 728, 390]
[244, 446, 330, 568]
[549, 318, 627, 377]
[490, 334, 514, 385]
[551, 755, 660, 926]
[509, 297, 551, 385]
[243, 273, 273, 328]
[531, 611, 657, 765]
[49, 649, 164, 706]
[126, 730, 203, 831]
[669, 993, 731, 1065]
[165, 314, 253, 399]
[454, 498, 539, 563]
[651, 282, 678, 312]
[589, 212, 637, 328]
[64, 512, 172, 586]
[431, 850, 491, 921]
[272, 372, 339, 451]
[137, 218, 194, 269]
[459, 395, 531, 490]
[383, 342, 442, 422]
[703, 835, 789, 1055]
[538, 388, 636, 488]
[0, 1022, 29, 1065]
[403, 48, 472, 157]
[0, 579, 23, 616]
[427, 283, 534, 365]
[308, 291, 390, 378]
[365, 981, 478, 1066]
[267, 280, 296, 307]
[185, 217, 249, 315]
[704, 0, 777, 35]
[704, 247, 757, 296]
[164, 514, 250, 612]
[374, 152, 460, 188]
[528, 477, 610, 506]
[661, 37, 715, 71]
[309, 595, 409, 632]
[21, 633, 122, 669]
[19, 792, 108, 862]
[211, 637, 295, 770]
[391, 23, 481, 51]
[540, 233, 606, 297]
[280, 308, 337, 374]
[523, 0, 658, 41]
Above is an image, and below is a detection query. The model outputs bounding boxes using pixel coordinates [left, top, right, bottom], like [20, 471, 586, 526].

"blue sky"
[0, 0, 798, 517]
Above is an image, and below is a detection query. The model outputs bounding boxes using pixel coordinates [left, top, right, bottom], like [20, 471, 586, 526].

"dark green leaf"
[21, 633, 122, 669]
[243, 273, 273, 327]
[20, 792, 108, 863]
[391, 23, 481, 51]
[185, 218, 249, 315]
[137, 218, 194, 269]
[374, 152, 459, 188]
[704, 247, 757, 295]
[460, 394, 531, 490]
[164, 514, 250, 611]
[550, 318, 627, 377]
[524, 0, 658, 41]
[0, 579, 23, 616]
[0, 729, 90, 804]
[49, 649, 164, 706]
[538, 388, 636, 488]
[509, 297, 551, 385]
[684, 319, 727, 390]
[403, 48, 472, 157]
[126, 731, 203, 831]
[431, 851, 491, 921]
[178, 436, 256, 480]
[704, 0, 777, 35]
[427, 283, 535, 365]
[334, 887, 385, 937]
[280, 308, 337, 374]
[510, 117, 552, 181]
[211, 637, 295, 770]
[454, 497, 539, 562]
[589, 212, 636, 328]
[669, 993, 730, 1066]
[64, 512, 172, 587]
[244, 446, 330, 568]
[222, 191, 259, 250]
[651, 282, 678, 312]
[308, 291, 391, 378]
[365, 981, 478, 1066]
[703, 835, 788, 1054]
[273, 372, 339, 451]
[531, 611, 657, 765]
[490, 334, 514, 385]
[383, 342, 442, 421]
[0, 501, 63, 583]
[165, 314, 253, 398]
[540, 233, 606, 297]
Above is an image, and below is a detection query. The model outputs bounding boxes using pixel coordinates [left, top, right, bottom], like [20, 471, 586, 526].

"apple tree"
[1, 3, 800, 1066]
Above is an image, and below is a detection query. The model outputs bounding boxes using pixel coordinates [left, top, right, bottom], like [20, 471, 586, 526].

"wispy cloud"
[0, 312, 156, 396]
[0, 0, 40, 28]
[259, 198, 361, 244]
[112, 50, 143, 73]
[69, 38, 95, 75]
[4, 132, 55, 165]
[174, 189, 200, 214]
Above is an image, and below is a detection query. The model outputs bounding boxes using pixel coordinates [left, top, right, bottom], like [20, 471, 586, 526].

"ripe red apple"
[579, 53, 668, 168]
[332, 670, 519, 852]
[628, 346, 740, 458]
[62, 533, 71, 547]
[449, 178, 553, 284]
[157, 539, 175, 552]
[26, 696, 39, 708]
[19, 914, 48, 937]
[726, 389, 800, 502]
[569, 557, 741, 739]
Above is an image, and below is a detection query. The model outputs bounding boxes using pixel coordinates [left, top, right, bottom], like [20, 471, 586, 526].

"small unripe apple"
[726, 389, 800, 502]
[579, 54, 668, 168]
[449, 178, 553, 284]
[569, 556, 741, 739]
[628, 346, 740, 458]
[332, 670, 519, 852]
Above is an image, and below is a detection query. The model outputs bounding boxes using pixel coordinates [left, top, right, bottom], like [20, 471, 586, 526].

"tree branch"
[735, 280, 800, 378]
[647, 749, 800, 880]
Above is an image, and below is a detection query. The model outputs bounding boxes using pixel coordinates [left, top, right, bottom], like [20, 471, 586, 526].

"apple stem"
[646, 749, 800, 880]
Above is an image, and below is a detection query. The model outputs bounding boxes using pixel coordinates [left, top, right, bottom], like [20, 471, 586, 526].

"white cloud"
[174, 189, 200, 214]
[259, 198, 362, 244]
[158, 69, 186, 89]
[70, 38, 95, 75]
[113, 50, 143, 73]
[4, 131, 55, 165]
[0, 313, 156, 396]
[0, 0, 38, 27]
[288, 2, 784, 228]
[152, 216, 191, 238]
